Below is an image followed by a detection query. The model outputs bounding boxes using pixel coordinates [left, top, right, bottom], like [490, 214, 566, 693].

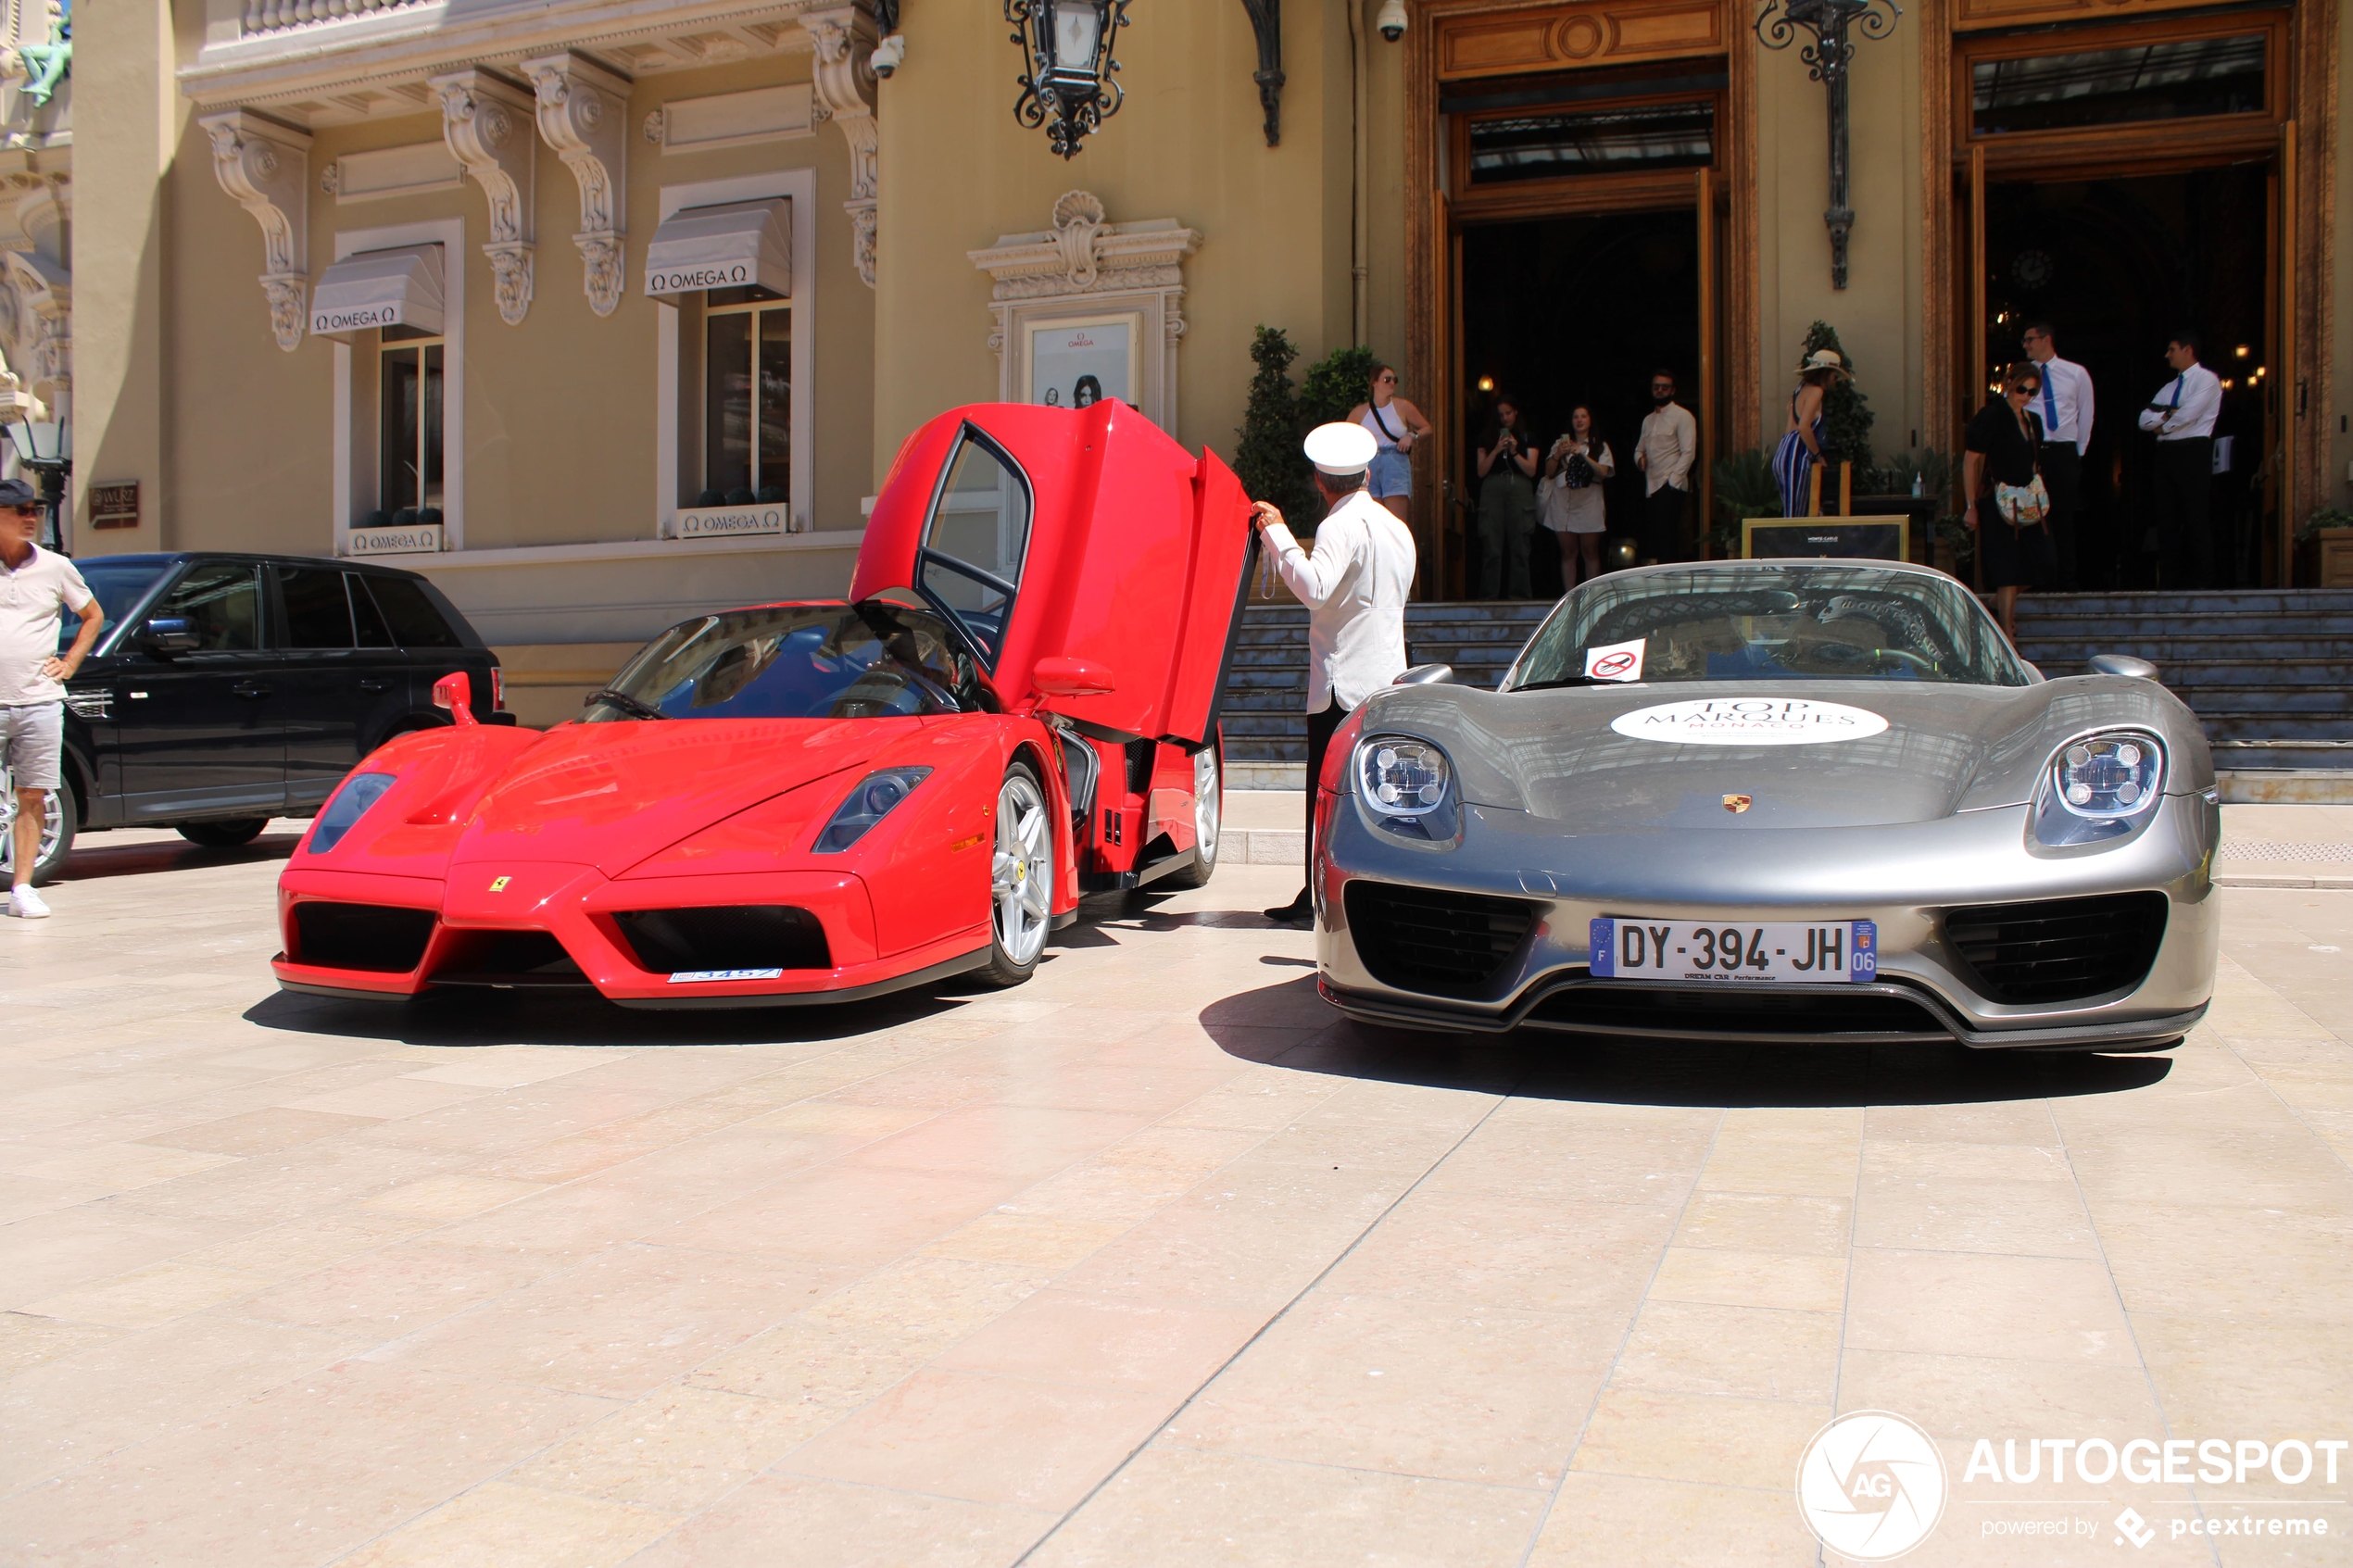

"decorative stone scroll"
[431, 69, 535, 326]
[968, 191, 1201, 430]
[199, 109, 311, 352]
[799, 4, 877, 289]
[524, 53, 630, 318]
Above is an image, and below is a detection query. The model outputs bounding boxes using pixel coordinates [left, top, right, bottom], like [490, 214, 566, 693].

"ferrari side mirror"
[143, 616, 200, 654]
[432, 671, 479, 728]
[2088, 653, 2160, 682]
[1393, 663, 1455, 685]
[1034, 656, 1116, 697]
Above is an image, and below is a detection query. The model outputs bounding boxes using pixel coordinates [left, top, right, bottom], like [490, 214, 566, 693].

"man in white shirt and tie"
[2021, 322, 2093, 590]
[1251, 421, 1417, 926]
[2136, 331, 2223, 590]
[1633, 369, 1697, 564]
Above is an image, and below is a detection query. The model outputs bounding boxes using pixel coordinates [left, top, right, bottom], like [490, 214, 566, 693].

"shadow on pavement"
[242, 983, 976, 1049]
[1201, 974, 2175, 1109]
[61, 832, 303, 883]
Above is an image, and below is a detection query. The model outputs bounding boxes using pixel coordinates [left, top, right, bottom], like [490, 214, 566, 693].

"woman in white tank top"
[1346, 363, 1433, 522]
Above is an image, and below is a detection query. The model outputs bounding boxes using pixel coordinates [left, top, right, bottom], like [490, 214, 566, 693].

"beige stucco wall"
[874, 0, 1360, 482]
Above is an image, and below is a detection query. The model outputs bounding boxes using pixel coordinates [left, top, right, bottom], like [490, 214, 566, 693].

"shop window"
[702, 284, 791, 506]
[379, 323, 446, 515]
[915, 430, 1033, 668]
[1466, 99, 1716, 184]
[1971, 33, 2265, 136]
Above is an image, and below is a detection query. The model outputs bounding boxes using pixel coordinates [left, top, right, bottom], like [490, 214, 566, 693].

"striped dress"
[1772, 393, 1825, 517]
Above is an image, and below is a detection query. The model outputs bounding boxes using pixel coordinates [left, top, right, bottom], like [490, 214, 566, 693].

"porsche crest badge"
[1722, 795, 1753, 814]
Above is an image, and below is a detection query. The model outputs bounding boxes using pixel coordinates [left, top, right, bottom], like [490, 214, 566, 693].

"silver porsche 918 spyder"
[1315, 560, 2219, 1052]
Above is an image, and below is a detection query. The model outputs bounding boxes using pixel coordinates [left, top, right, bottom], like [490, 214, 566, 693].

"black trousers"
[2153, 438, 2214, 590]
[1302, 699, 1351, 879]
[1642, 484, 1688, 564]
[2036, 441, 2082, 592]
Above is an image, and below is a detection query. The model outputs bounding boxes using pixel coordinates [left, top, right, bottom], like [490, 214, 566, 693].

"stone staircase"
[2010, 590, 2353, 804]
[1220, 601, 1556, 789]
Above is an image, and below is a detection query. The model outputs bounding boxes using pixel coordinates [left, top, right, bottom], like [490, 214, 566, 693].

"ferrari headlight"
[2033, 732, 2164, 847]
[308, 771, 396, 855]
[812, 767, 931, 854]
[1358, 737, 1450, 817]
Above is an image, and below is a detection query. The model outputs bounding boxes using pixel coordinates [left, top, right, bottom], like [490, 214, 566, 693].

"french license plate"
[1589, 918, 1877, 983]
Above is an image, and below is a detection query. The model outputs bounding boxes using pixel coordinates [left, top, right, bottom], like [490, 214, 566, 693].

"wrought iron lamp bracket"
[1240, 0, 1284, 147]
[1756, 0, 1899, 288]
[1006, 0, 1132, 159]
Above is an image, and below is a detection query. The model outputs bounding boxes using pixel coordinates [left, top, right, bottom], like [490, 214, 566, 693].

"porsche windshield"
[584, 600, 973, 721]
[1507, 565, 2032, 689]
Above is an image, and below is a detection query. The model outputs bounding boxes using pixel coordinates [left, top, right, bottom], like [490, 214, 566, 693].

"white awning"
[643, 198, 790, 298]
[310, 244, 445, 340]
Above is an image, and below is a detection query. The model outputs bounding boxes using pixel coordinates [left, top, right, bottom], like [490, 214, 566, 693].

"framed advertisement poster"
[1026, 313, 1139, 411]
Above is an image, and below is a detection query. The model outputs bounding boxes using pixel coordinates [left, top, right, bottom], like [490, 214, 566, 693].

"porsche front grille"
[1943, 892, 2169, 1005]
[1528, 983, 1952, 1042]
[610, 906, 831, 975]
[293, 902, 435, 972]
[1344, 882, 1538, 994]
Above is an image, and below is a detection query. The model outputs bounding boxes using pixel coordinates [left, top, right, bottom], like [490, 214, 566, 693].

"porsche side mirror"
[143, 616, 200, 654]
[432, 671, 479, 728]
[2088, 653, 2160, 682]
[1034, 657, 1115, 697]
[1393, 663, 1455, 685]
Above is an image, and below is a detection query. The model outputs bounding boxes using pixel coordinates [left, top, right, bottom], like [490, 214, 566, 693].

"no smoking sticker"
[1582, 637, 1646, 683]
[1611, 696, 1890, 746]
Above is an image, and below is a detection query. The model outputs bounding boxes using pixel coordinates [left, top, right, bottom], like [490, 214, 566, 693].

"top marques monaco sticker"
[1611, 696, 1891, 746]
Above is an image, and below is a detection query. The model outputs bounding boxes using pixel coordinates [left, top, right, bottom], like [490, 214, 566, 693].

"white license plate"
[1589, 918, 1878, 983]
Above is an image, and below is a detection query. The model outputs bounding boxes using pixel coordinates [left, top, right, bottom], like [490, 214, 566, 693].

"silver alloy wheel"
[991, 771, 1052, 966]
[0, 771, 62, 880]
[1192, 745, 1220, 864]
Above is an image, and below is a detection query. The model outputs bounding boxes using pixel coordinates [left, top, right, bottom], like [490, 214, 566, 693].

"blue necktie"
[2168, 375, 2183, 408]
[2041, 369, 2058, 438]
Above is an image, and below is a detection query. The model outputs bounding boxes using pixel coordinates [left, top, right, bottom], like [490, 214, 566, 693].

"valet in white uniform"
[1251, 421, 1418, 926]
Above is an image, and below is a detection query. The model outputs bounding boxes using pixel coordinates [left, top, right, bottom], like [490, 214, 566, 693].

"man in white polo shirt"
[1, 478, 102, 916]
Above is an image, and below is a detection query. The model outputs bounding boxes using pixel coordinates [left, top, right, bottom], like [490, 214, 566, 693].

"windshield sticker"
[1582, 637, 1646, 683]
[1610, 697, 1890, 746]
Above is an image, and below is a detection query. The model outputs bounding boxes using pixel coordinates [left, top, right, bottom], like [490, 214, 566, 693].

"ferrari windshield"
[584, 599, 974, 722]
[1506, 564, 2032, 689]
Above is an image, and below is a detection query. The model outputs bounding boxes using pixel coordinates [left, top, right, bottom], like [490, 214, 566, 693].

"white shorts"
[0, 701, 63, 791]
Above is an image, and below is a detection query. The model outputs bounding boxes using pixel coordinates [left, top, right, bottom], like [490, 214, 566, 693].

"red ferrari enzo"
[270, 402, 1253, 1008]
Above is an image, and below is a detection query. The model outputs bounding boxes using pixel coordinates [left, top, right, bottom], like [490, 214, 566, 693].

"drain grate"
[2219, 841, 2353, 863]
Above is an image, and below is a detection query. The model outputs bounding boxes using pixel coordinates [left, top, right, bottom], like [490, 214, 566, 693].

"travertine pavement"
[0, 822, 2348, 1566]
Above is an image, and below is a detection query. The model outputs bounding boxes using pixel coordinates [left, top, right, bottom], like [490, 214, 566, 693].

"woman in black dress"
[1963, 361, 2057, 640]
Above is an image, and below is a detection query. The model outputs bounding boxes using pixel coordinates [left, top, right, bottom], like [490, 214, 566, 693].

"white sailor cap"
[1303, 420, 1378, 477]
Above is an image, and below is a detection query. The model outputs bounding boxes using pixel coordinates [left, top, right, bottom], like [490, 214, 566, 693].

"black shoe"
[1263, 891, 1313, 925]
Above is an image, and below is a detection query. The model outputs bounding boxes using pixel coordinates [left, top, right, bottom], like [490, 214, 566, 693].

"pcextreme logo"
[1796, 1411, 1949, 1561]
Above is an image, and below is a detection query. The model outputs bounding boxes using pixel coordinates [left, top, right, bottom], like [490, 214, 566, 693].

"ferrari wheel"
[0, 775, 73, 887]
[977, 760, 1053, 986]
[1160, 740, 1220, 889]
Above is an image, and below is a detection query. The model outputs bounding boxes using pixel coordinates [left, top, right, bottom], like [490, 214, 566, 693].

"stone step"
[2015, 589, 2353, 615]
[2019, 639, 2353, 662]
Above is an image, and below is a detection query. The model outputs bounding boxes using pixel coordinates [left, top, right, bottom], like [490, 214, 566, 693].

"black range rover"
[11, 553, 510, 881]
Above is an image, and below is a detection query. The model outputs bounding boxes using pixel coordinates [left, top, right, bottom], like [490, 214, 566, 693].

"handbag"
[1994, 472, 2050, 529]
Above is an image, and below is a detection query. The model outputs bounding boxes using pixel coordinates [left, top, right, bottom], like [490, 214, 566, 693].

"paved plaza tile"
[0, 823, 2347, 1564]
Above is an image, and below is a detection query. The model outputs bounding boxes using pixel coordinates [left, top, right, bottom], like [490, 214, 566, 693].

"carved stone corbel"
[523, 53, 630, 318]
[800, 5, 878, 289]
[199, 110, 310, 353]
[431, 69, 536, 326]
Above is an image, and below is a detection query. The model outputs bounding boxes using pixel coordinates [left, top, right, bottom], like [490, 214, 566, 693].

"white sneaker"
[10, 884, 50, 919]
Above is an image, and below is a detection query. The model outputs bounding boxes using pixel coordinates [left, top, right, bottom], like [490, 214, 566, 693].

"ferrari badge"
[489, 876, 511, 891]
[1722, 795, 1752, 814]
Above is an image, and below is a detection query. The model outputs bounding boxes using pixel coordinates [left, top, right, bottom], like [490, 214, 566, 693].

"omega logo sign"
[648, 262, 754, 294]
[676, 506, 789, 538]
[312, 304, 405, 333]
[1610, 696, 1891, 746]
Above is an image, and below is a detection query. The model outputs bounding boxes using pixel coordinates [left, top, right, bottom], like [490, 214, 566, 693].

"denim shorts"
[0, 701, 62, 791]
[1368, 448, 1412, 500]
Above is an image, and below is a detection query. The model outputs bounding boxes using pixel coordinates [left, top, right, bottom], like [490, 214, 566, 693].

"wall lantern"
[1755, 0, 1900, 290]
[1006, 0, 1131, 159]
[6, 415, 71, 553]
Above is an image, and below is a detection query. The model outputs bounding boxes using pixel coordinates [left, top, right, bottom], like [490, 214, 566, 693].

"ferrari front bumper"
[1315, 787, 2221, 1051]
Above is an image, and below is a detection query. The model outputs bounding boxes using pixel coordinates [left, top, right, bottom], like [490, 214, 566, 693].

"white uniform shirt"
[2137, 363, 2222, 441]
[2031, 354, 2095, 455]
[1634, 402, 1697, 495]
[0, 543, 91, 707]
[1261, 487, 1416, 714]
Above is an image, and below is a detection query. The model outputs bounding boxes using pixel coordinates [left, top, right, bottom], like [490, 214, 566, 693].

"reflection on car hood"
[451, 718, 912, 875]
[1360, 677, 2212, 829]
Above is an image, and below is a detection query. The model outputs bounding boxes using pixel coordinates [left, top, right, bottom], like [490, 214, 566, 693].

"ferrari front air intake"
[610, 905, 831, 975]
[292, 902, 436, 972]
[1344, 881, 1537, 994]
[1943, 892, 2169, 1005]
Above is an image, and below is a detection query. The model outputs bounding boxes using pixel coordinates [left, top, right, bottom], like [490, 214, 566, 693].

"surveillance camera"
[872, 32, 905, 78]
[1375, 0, 1407, 41]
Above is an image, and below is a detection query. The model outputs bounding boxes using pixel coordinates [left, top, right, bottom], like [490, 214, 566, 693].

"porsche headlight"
[1359, 738, 1450, 817]
[308, 771, 396, 855]
[812, 767, 931, 854]
[2033, 732, 2164, 847]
